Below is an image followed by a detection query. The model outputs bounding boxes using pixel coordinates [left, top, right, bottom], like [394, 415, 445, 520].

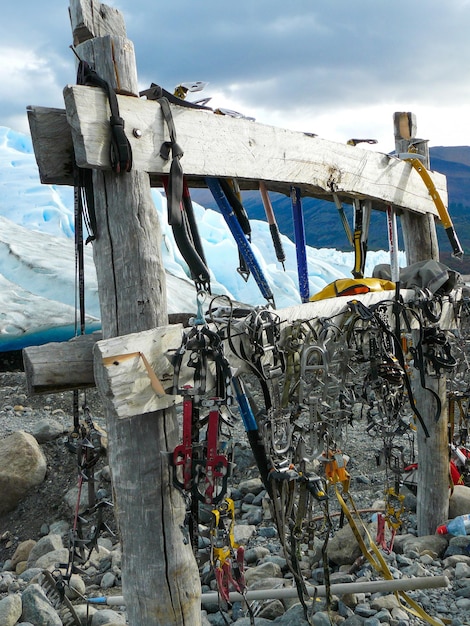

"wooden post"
[394, 112, 449, 536]
[68, 2, 201, 624]
[395, 113, 439, 263]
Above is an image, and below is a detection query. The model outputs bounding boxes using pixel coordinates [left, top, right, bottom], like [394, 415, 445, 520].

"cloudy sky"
[1, 0, 470, 152]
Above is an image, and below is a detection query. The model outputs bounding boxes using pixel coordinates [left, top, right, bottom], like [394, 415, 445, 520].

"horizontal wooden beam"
[23, 289, 460, 414]
[60, 84, 447, 216]
[22, 314, 193, 396]
[23, 332, 101, 394]
[27, 106, 75, 185]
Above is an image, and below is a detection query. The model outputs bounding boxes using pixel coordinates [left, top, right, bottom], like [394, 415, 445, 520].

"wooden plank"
[21, 314, 193, 395]
[23, 333, 101, 394]
[27, 107, 75, 185]
[63, 84, 448, 216]
[93, 324, 184, 418]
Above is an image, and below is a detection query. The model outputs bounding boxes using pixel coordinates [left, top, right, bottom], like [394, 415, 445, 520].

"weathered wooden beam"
[93, 324, 184, 418]
[23, 333, 101, 394]
[21, 314, 193, 396]
[26, 107, 75, 185]
[60, 85, 447, 216]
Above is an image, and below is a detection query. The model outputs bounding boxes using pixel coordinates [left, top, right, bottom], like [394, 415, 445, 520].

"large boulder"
[0, 431, 47, 515]
[449, 485, 470, 518]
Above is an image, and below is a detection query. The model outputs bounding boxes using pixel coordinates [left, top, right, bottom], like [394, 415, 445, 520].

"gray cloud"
[1, 0, 469, 141]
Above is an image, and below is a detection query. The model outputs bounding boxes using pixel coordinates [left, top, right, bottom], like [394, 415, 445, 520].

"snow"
[0, 126, 402, 351]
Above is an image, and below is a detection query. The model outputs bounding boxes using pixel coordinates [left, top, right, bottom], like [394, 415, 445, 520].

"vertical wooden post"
[68, 2, 201, 624]
[395, 113, 439, 264]
[394, 112, 449, 536]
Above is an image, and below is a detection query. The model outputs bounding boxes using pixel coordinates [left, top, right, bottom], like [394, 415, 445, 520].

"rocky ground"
[1, 350, 470, 626]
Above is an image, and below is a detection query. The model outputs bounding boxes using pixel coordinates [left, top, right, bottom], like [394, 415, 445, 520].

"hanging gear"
[403, 156, 463, 258]
[206, 177, 275, 306]
[74, 52, 132, 174]
[218, 178, 252, 281]
[157, 95, 211, 292]
[291, 186, 310, 302]
[352, 199, 371, 279]
[170, 305, 235, 553]
[162, 175, 211, 292]
[259, 181, 286, 269]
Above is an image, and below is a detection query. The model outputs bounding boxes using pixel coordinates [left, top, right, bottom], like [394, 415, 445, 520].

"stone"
[90, 608, 126, 625]
[342, 614, 366, 625]
[101, 571, 116, 589]
[244, 561, 282, 586]
[10, 541, 36, 569]
[455, 597, 470, 611]
[28, 418, 64, 443]
[448, 485, 470, 518]
[391, 607, 409, 621]
[64, 573, 86, 599]
[244, 547, 270, 564]
[370, 594, 400, 611]
[0, 593, 22, 626]
[312, 610, 333, 626]
[355, 603, 377, 617]
[326, 522, 365, 566]
[257, 598, 285, 619]
[18, 568, 42, 583]
[455, 561, 470, 579]
[0, 431, 47, 515]
[258, 526, 278, 539]
[238, 477, 265, 496]
[273, 603, 309, 625]
[443, 554, 470, 568]
[400, 534, 448, 558]
[20, 584, 62, 626]
[35, 548, 69, 570]
[233, 524, 256, 544]
[26, 534, 63, 568]
[64, 484, 91, 514]
[74, 604, 97, 624]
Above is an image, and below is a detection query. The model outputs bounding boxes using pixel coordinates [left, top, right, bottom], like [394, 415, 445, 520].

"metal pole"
[87, 574, 449, 607]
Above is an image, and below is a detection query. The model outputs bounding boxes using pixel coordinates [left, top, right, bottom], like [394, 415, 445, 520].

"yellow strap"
[334, 485, 449, 626]
[102, 351, 166, 396]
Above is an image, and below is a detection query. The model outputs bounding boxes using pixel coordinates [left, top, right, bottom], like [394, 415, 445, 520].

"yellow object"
[310, 278, 395, 302]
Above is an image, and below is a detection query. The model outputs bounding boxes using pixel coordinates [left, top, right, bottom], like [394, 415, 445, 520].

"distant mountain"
[191, 146, 470, 273]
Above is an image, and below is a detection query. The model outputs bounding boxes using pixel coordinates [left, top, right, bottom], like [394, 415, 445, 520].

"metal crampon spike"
[37, 570, 81, 626]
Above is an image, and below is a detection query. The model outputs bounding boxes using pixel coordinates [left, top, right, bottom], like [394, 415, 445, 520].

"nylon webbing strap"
[158, 97, 184, 228]
[77, 60, 132, 174]
[334, 486, 450, 626]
